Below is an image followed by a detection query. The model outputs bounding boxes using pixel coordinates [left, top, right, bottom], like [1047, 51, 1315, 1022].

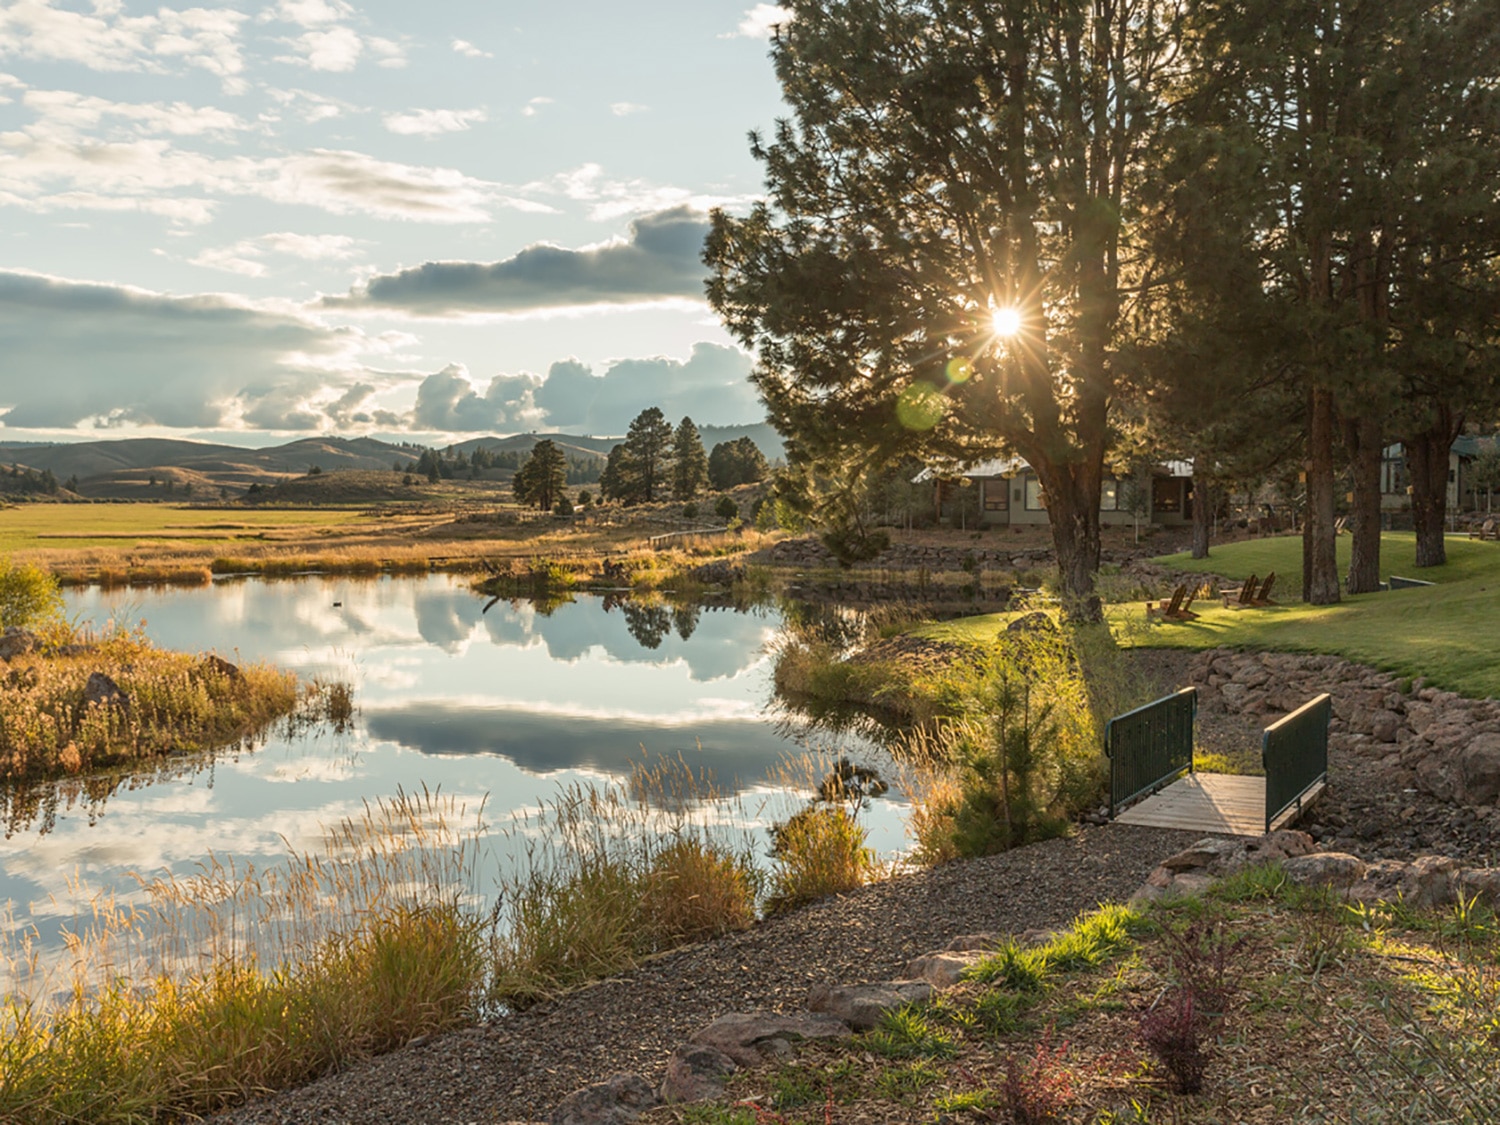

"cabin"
[914, 458, 1196, 529]
[1379, 436, 1494, 513]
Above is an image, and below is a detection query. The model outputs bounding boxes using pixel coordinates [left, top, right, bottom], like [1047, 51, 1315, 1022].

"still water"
[1, 575, 905, 959]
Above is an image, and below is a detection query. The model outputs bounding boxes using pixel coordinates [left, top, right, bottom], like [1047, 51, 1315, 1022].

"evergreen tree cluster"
[598, 409, 769, 506]
[2, 464, 61, 496]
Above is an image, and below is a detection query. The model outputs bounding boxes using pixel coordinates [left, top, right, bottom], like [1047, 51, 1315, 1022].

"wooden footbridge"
[1105, 689, 1330, 837]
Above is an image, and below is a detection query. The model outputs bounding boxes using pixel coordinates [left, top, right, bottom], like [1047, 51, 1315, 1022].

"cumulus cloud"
[190, 231, 360, 277]
[0, 1, 249, 91]
[0, 271, 376, 431]
[451, 38, 491, 58]
[283, 25, 362, 71]
[406, 343, 759, 435]
[383, 107, 487, 136]
[409, 365, 543, 431]
[724, 4, 793, 39]
[325, 206, 711, 316]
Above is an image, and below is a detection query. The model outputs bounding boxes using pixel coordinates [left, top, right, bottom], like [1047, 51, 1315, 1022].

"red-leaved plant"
[1002, 1032, 1075, 1124]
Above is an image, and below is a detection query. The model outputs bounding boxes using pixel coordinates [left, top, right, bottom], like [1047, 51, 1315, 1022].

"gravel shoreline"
[218, 823, 1199, 1125]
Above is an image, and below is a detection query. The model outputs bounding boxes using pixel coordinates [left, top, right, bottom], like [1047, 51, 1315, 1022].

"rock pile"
[0, 626, 37, 661]
[1134, 829, 1500, 913]
[542, 935, 1004, 1124]
[1188, 648, 1500, 809]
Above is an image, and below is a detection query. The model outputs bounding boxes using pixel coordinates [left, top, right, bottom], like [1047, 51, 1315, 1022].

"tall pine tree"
[671, 417, 710, 500]
[514, 439, 568, 511]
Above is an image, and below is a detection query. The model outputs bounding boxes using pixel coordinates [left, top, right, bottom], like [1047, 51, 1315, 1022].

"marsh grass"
[489, 757, 761, 1008]
[0, 789, 486, 1122]
[0, 622, 305, 786]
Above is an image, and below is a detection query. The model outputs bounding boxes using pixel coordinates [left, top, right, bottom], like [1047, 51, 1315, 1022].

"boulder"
[1370, 713, 1400, 743]
[904, 952, 985, 989]
[1459, 734, 1500, 805]
[1348, 856, 1460, 909]
[660, 1045, 737, 1104]
[550, 1073, 658, 1125]
[1458, 868, 1500, 907]
[688, 1011, 852, 1067]
[0, 627, 38, 661]
[199, 654, 242, 682]
[1280, 852, 1367, 890]
[84, 672, 129, 710]
[807, 981, 933, 1032]
[1415, 753, 1461, 804]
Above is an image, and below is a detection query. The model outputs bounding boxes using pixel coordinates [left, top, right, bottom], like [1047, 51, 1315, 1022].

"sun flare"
[990, 307, 1023, 336]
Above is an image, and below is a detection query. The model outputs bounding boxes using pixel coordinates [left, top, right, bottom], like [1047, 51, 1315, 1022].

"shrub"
[0, 557, 64, 630]
[682, 501, 700, 518]
[714, 495, 739, 521]
[1001, 1034, 1075, 1125]
[765, 804, 878, 915]
[905, 630, 1104, 859]
[1138, 919, 1244, 1094]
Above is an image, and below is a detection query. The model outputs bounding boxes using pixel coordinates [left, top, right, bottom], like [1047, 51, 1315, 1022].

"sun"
[990, 307, 1023, 337]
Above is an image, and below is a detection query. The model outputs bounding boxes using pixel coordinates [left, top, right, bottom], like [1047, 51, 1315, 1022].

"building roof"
[913, 456, 1193, 484]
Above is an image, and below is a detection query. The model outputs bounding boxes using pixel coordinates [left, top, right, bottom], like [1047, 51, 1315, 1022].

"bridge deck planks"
[1115, 772, 1323, 836]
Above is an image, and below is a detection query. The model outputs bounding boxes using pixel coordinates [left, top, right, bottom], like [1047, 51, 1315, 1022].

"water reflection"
[1, 577, 904, 964]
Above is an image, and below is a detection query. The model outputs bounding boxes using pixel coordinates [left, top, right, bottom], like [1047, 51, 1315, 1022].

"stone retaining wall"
[1188, 648, 1500, 808]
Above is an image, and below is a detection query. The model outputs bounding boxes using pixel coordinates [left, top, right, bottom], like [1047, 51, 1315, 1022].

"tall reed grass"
[0, 789, 486, 1122]
[489, 758, 760, 1008]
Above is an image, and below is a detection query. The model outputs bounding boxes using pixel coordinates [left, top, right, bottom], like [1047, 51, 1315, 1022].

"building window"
[1152, 478, 1183, 514]
[983, 479, 1008, 510]
[1100, 478, 1118, 511]
[1024, 475, 1046, 510]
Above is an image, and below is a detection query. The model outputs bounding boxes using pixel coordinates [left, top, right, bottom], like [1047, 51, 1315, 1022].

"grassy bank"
[913, 533, 1500, 698]
[652, 870, 1500, 1123]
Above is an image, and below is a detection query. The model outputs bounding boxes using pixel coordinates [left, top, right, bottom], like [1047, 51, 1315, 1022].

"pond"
[1, 575, 908, 976]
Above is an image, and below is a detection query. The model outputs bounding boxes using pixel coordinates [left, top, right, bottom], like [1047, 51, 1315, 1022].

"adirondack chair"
[1470, 518, 1497, 541]
[1166, 582, 1205, 621]
[1222, 573, 1260, 608]
[1249, 571, 1277, 606]
[1146, 584, 1188, 622]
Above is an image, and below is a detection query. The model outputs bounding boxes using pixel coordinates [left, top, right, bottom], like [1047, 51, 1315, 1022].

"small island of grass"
[0, 557, 318, 788]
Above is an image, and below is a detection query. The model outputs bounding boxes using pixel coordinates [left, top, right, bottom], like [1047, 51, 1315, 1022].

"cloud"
[405, 343, 759, 434]
[535, 162, 755, 221]
[383, 107, 487, 136]
[521, 96, 552, 117]
[21, 88, 244, 138]
[609, 102, 647, 117]
[409, 364, 543, 431]
[0, 270, 376, 431]
[451, 38, 490, 58]
[0, 1, 249, 91]
[190, 231, 360, 277]
[724, 4, 793, 39]
[326, 206, 711, 315]
[284, 25, 362, 71]
[269, 0, 353, 27]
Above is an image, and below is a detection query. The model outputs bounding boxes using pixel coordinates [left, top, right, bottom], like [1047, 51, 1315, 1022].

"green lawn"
[917, 532, 1500, 698]
[0, 504, 369, 553]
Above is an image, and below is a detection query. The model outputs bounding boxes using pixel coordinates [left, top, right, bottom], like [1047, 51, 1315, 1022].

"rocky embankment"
[1185, 648, 1500, 861]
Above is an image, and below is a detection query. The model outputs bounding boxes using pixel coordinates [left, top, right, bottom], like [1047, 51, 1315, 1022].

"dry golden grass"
[0, 625, 302, 785]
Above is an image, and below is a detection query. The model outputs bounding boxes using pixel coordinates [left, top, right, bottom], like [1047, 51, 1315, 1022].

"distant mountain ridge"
[0, 424, 783, 499]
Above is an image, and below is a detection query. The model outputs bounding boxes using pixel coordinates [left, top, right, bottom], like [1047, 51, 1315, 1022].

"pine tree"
[513, 439, 568, 510]
[708, 438, 769, 490]
[615, 407, 674, 504]
[704, 0, 1181, 616]
[671, 417, 710, 500]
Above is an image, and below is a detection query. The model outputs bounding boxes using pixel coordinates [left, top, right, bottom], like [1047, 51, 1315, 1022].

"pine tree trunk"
[1038, 465, 1103, 622]
[1305, 388, 1341, 605]
[1407, 426, 1456, 568]
[1190, 465, 1211, 560]
[1346, 414, 1383, 594]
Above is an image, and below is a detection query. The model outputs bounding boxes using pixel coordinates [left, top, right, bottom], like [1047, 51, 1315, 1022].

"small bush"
[1138, 987, 1210, 1095]
[641, 835, 757, 945]
[714, 495, 739, 522]
[1137, 919, 1244, 1094]
[1001, 1034, 1075, 1124]
[682, 501, 700, 518]
[0, 557, 64, 629]
[765, 804, 878, 915]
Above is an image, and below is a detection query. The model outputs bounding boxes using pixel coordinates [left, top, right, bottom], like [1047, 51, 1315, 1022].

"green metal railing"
[1262, 693, 1331, 832]
[1105, 688, 1197, 817]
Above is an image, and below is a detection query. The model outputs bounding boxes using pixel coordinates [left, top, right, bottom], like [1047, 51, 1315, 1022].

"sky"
[0, 0, 793, 445]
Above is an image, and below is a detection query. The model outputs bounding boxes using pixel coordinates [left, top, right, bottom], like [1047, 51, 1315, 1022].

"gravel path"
[219, 824, 1198, 1125]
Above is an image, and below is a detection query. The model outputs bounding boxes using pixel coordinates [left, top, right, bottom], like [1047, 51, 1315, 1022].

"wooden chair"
[1222, 573, 1259, 608]
[1146, 584, 1187, 622]
[1471, 518, 1498, 541]
[1167, 582, 1206, 621]
[1249, 571, 1277, 606]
